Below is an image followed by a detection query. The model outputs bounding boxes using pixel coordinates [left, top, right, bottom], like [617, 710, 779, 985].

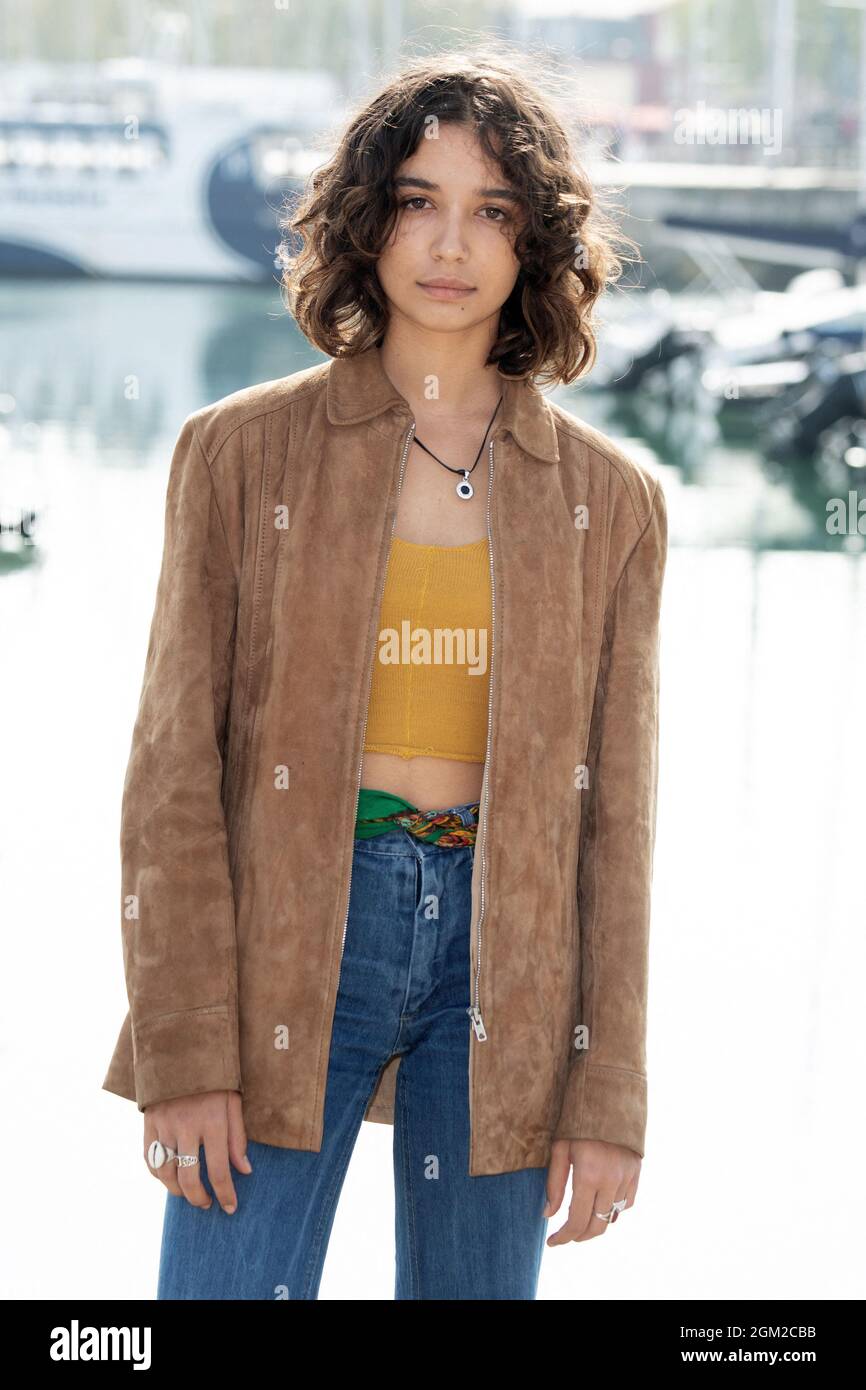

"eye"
[397, 196, 511, 222]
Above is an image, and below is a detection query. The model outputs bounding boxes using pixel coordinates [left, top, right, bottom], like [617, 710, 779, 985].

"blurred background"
[1, 0, 864, 1305]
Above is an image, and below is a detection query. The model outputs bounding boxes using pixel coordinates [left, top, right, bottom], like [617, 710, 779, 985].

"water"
[1, 278, 864, 1299]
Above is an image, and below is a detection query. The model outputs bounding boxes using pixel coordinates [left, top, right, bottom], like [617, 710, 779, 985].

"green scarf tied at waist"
[355, 787, 480, 847]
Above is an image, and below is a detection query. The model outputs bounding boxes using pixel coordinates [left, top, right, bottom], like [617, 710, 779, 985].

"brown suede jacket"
[102, 343, 668, 1177]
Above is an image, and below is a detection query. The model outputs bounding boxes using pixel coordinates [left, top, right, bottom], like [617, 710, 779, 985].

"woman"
[102, 49, 668, 1300]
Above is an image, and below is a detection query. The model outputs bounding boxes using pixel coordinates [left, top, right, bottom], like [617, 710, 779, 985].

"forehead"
[395, 125, 517, 195]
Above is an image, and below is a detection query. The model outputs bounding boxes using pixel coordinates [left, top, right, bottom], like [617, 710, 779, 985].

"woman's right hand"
[143, 1091, 252, 1213]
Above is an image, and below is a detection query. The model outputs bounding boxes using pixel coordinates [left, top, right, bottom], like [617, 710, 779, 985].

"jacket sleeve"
[112, 414, 242, 1112]
[553, 477, 668, 1157]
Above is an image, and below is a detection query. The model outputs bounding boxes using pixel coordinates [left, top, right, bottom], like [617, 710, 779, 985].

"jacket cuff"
[130, 1006, 242, 1112]
[553, 1057, 647, 1157]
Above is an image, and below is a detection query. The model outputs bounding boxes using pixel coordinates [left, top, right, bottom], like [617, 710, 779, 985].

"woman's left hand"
[543, 1138, 641, 1245]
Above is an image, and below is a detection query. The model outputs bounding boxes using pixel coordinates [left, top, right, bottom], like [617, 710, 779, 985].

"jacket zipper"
[467, 436, 495, 1044]
[339, 420, 417, 962]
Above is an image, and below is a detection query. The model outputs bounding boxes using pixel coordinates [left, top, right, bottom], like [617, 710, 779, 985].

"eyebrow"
[393, 175, 521, 203]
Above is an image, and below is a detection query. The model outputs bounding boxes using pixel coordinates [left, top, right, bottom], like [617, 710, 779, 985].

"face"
[375, 121, 525, 335]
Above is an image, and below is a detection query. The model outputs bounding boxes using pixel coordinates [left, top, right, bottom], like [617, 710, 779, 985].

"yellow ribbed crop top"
[363, 535, 492, 764]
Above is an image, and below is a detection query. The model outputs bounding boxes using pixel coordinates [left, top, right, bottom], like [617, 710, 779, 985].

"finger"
[609, 1179, 631, 1223]
[158, 1127, 184, 1198]
[586, 1184, 633, 1239]
[547, 1170, 596, 1246]
[616, 1172, 639, 1217]
[227, 1092, 252, 1176]
[581, 1184, 621, 1240]
[203, 1124, 239, 1215]
[176, 1130, 212, 1210]
[543, 1142, 571, 1217]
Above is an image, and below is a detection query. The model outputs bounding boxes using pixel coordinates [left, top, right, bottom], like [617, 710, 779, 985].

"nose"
[428, 204, 472, 260]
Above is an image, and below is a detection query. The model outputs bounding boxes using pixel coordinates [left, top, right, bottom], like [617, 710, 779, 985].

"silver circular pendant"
[456, 476, 474, 500]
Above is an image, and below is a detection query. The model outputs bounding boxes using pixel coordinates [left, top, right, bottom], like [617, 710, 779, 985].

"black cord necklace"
[412, 395, 503, 501]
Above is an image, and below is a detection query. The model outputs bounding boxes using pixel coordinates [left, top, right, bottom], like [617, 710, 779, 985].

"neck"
[379, 319, 503, 424]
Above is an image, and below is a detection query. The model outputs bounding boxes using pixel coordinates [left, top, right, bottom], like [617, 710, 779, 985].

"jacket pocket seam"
[133, 1004, 230, 1032]
[586, 1062, 646, 1080]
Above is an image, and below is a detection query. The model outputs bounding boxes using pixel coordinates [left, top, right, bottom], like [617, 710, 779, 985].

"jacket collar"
[326, 343, 560, 463]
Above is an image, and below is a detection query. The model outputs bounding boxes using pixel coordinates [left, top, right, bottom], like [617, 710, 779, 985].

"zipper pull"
[467, 1005, 487, 1041]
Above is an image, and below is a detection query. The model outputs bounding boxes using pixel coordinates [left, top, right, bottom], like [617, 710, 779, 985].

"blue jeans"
[157, 802, 550, 1299]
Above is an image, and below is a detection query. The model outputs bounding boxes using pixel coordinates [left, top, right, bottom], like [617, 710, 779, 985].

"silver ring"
[176, 1153, 200, 1168]
[594, 1197, 627, 1223]
[147, 1139, 177, 1170]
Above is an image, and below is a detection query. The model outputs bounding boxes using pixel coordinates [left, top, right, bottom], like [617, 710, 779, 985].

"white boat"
[0, 59, 343, 282]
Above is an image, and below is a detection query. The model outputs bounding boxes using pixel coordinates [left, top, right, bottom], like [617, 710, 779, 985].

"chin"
[396, 303, 482, 330]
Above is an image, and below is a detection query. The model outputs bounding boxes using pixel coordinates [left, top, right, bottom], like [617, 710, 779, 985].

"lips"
[419, 278, 475, 289]
[417, 279, 477, 300]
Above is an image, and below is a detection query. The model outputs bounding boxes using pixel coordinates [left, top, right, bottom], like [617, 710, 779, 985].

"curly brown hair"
[278, 42, 639, 387]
